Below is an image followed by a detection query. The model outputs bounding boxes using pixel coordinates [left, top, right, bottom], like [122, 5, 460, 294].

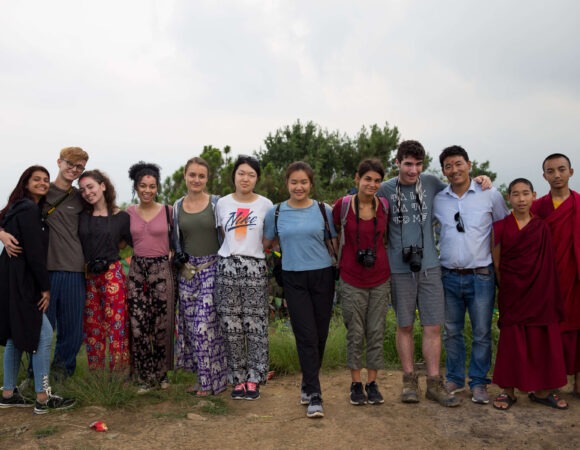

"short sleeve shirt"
[263, 200, 337, 271]
[215, 194, 273, 259]
[377, 174, 446, 273]
[45, 184, 85, 272]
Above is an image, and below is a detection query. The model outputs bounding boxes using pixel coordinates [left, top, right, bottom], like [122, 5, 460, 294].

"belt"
[181, 259, 217, 280]
[444, 267, 491, 276]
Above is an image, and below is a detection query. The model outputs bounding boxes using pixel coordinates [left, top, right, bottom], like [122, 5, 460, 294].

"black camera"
[402, 245, 423, 272]
[173, 252, 190, 268]
[356, 248, 377, 268]
[87, 258, 109, 274]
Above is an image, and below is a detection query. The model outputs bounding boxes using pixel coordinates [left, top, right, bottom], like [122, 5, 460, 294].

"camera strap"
[354, 194, 378, 254]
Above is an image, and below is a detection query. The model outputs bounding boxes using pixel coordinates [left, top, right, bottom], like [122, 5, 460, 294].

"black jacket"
[0, 198, 50, 352]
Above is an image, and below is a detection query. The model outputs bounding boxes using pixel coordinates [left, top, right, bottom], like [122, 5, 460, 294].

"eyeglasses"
[62, 158, 85, 173]
[454, 212, 465, 233]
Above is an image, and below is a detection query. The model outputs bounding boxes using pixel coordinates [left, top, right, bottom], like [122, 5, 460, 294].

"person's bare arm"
[0, 229, 22, 257]
[474, 175, 492, 190]
[38, 291, 50, 313]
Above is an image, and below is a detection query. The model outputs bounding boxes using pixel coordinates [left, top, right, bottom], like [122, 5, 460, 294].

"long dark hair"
[0, 165, 50, 223]
[78, 169, 118, 213]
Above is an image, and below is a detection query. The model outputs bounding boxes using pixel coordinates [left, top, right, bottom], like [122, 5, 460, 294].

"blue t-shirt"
[264, 200, 337, 272]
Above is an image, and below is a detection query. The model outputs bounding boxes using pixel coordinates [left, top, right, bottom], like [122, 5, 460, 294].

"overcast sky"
[1, 0, 578, 204]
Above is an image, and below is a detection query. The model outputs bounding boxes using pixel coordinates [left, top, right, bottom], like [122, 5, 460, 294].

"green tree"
[256, 120, 400, 203]
[160, 145, 234, 204]
[470, 160, 497, 182]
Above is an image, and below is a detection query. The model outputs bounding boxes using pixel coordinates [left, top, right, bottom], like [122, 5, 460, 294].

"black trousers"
[282, 267, 335, 395]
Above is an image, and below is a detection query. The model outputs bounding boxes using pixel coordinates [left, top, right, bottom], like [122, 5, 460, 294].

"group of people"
[0, 141, 578, 419]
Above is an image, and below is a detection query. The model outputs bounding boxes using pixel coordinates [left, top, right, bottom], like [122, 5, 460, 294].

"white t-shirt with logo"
[215, 194, 273, 259]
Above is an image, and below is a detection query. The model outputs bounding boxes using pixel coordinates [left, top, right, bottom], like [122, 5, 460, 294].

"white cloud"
[0, 0, 578, 204]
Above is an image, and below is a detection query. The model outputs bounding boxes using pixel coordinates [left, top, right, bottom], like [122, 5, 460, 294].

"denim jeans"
[3, 314, 53, 393]
[442, 266, 495, 389]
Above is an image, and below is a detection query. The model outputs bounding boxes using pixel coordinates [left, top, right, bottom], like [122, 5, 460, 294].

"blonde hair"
[60, 147, 89, 162]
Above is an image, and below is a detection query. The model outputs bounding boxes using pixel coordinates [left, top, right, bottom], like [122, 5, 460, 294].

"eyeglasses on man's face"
[454, 211, 465, 233]
[62, 158, 86, 173]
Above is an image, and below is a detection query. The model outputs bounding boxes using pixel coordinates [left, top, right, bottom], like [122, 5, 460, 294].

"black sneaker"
[306, 394, 324, 418]
[231, 383, 246, 400]
[350, 382, 366, 405]
[365, 381, 385, 405]
[245, 382, 260, 400]
[34, 392, 76, 415]
[0, 388, 33, 408]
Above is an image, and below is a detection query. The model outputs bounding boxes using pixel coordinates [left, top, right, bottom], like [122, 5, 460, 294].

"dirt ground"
[1, 369, 578, 450]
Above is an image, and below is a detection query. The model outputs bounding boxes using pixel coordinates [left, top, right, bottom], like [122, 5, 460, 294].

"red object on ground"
[90, 421, 108, 432]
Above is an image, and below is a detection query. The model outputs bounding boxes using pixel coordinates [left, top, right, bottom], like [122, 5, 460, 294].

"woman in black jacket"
[0, 165, 75, 414]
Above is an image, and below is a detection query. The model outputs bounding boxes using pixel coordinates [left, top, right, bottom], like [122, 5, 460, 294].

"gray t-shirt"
[377, 174, 446, 274]
[179, 202, 220, 257]
[45, 184, 85, 272]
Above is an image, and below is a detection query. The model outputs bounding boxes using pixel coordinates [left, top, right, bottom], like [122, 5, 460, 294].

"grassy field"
[0, 307, 499, 411]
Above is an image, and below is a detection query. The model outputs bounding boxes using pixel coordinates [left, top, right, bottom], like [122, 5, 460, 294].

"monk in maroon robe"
[492, 178, 568, 410]
[531, 153, 580, 397]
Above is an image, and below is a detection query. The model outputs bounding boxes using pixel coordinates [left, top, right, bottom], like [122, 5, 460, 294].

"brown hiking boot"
[426, 375, 461, 407]
[401, 372, 420, 403]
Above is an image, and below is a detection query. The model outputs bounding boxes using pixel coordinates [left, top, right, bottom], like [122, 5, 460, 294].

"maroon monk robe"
[532, 191, 580, 374]
[531, 191, 580, 331]
[492, 214, 567, 391]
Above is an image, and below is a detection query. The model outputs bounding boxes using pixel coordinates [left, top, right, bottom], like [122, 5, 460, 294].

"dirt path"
[1, 369, 579, 449]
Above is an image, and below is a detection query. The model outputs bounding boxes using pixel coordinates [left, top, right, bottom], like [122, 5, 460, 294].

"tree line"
[159, 119, 499, 205]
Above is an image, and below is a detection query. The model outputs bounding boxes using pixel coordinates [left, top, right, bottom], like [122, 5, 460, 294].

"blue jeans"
[3, 315, 53, 393]
[46, 271, 86, 376]
[442, 266, 495, 389]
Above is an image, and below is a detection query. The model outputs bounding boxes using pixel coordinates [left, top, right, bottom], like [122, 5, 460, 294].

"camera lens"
[357, 248, 376, 268]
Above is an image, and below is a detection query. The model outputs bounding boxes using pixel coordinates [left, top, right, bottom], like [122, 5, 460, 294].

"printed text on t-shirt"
[389, 191, 428, 224]
[225, 208, 258, 239]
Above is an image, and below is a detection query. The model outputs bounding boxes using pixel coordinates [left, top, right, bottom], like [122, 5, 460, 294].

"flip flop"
[493, 393, 517, 411]
[528, 392, 568, 410]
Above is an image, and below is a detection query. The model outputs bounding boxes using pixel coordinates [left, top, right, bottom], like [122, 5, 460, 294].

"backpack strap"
[318, 201, 338, 264]
[164, 204, 175, 251]
[274, 203, 282, 253]
[210, 195, 223, 246]
[378, 196, 389, 217]
[337, 195, 353, 268]
[171, 197, 185, 255]
[210, 194, 220, 209]
[340, 195, 352, 230]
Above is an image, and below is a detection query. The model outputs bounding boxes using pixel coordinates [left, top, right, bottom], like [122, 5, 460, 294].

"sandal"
[528, 392, 568, 410]
[185, 383, 201, 394]
[493, 393, 517, 411]
[195, 390, 212, 397]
